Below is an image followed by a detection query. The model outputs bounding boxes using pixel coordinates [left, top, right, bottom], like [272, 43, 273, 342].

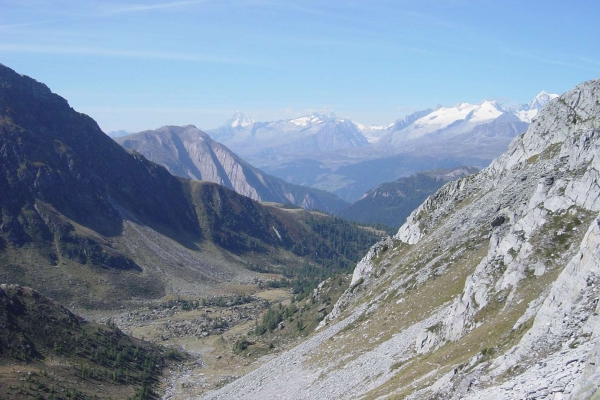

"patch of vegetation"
[280, 264, 348, 301]
[254, 303, 298, 335]
[0, 285, 172, 399]
[291, 214, 383, 271]
[150, 294, 254, 311]
[245, 275, 351, 359]
[338, 173, 455, 229]
[531, 206, 593, 263]
[233, 338, 253, 354]
[538, 142, 563, 161]
[279, 203, 302, 210]
[426, 322, 442, 334]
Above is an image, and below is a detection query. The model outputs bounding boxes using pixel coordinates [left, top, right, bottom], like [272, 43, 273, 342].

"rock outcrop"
[198, 79, 600, 399]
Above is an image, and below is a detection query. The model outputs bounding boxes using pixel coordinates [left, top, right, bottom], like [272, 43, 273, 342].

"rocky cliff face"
[199, 79, 600, 399]
[117, 126, 348, 213]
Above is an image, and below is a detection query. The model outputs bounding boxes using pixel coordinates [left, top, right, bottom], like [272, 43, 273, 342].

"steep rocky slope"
[116, 125, 348, 213]
[199, 79, 600, 399]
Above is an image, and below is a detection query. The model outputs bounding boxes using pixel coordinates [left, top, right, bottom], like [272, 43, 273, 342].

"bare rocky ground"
[100, 285, 309, 399]
[106, 292, 270, 398]
[192, 79, 600, 399]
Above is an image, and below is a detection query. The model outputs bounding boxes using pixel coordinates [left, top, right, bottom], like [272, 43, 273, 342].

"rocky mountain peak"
[227, 111, 254, 128]
[528, 89, 559, 110]
[115, 125, 348, 213]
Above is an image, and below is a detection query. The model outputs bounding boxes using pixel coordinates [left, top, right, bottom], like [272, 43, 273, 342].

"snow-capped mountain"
[375, 91, 557, 147]
[355, 109, 435, 144]
[204, 92, 557, 203]
[528, 89, 559, 110]
[227, 111, 254, 128]
[208, 91, 556, 162]
[208, 111, 369, 159]
[386, 101, 503, 145]
[353, 123, 390, 144]
[513, 90, 560, 123]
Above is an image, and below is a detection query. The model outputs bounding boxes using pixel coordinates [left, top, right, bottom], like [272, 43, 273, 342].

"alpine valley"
[1, 61, 599, 400]
[0, 63, 384, 398]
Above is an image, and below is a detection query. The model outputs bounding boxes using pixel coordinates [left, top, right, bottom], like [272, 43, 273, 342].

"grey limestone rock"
[196, 79, 600, 400]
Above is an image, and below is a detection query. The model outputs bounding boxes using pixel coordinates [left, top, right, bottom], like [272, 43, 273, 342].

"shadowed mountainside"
[0, 63, 380, 311]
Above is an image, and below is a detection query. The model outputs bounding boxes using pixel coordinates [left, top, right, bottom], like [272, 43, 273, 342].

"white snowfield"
[397, 100, 503, 142]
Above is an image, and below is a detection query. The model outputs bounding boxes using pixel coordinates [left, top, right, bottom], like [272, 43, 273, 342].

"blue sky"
[1, 0, 599, 132]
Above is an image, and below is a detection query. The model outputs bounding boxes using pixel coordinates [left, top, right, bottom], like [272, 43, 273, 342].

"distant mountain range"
[208, 91, 556, 158]
[377, 92, 556, 146]
[209, 110, 369, 162]
[202, 92, 556, 202]
[115, 125, 348, 213]
[372, 91, 558, 161]
[106, 94, 555, 205]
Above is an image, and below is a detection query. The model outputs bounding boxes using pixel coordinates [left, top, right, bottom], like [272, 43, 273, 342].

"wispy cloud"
[0, 43, 259, 65]
[244, 0, 332, 17]
[0, 1, 208, 32]
[0, 20, 55, 31]
[100, 0, 207, 16]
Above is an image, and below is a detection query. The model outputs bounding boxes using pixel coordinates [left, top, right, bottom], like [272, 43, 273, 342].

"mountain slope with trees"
[0, 284, 170, 399]
[0, 63, 378, 312]
[339, 166, 478, 228]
